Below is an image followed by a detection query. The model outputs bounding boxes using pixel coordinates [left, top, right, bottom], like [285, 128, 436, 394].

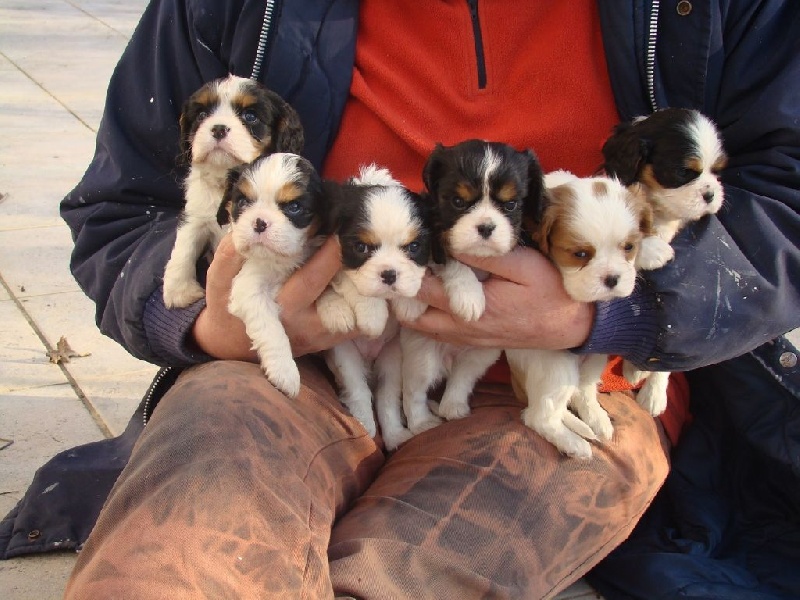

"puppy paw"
[436, 397, 471, 421]
[354, 297, 389, 337]
[635, 374, 669, 416]
[637, 237, 674, 271]
[265, 359, 301, 398]
[522, 407, 594, 459]
[391, 297, 428, 322]
[407, 410, 443, 436]
[382, 426, 414, 452]
[622, 360, 646, 386]
[570, 393, 614, 441]
[317, 289, 356, 333]
[446, 281, 486, 322]
[346, 404, 377, 438]
[163, 279, 205, 309]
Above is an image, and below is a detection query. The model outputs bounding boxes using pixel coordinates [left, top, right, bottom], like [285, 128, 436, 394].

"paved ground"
[25, 1, 800, 598]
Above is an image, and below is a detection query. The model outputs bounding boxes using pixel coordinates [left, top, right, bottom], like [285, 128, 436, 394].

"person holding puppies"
[3, 2, 798, 599]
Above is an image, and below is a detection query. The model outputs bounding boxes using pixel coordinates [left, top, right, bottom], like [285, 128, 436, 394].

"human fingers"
[277, 236, 342, 310]
[411, 272, 450, 312]
[453, 245, 550, 283]
[205, 234, 245, 297]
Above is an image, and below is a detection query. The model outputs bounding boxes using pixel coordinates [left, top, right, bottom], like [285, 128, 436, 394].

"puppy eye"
[405, 241, 421, 253]
[283, 201, 303, 215]
[354, 241, 371, 254]
[623, 242, 635, 252]
[573, 250, 589, 259]
[197, 111, 208, 121]
[502, 200, 518, 212]
[450, 196, 467, 209]
[241, 110, 259, 124]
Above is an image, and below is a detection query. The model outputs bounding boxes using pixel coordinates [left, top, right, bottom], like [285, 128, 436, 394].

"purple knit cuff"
[143, 286, 213, 366]
[572, 290, 661, 367]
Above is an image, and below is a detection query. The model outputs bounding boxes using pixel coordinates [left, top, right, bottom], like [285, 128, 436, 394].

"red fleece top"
[322, 1, 689, 444]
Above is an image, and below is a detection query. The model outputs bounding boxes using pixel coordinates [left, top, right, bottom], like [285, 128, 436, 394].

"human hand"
[400, 246, 594, 350]
[192, 234, 355, 360]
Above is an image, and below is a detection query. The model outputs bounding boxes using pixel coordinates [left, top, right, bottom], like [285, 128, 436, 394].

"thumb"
[206, 233, 245, 293]
[277, 236, 342, 308]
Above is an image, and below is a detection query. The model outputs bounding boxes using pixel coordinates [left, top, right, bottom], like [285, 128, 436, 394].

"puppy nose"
[253, 218, 269, 233]
[211, 124, 230, 140]
[603, 274, 619, 289]
[477, 222, 496, 239]
[702, 190, 715, 204]
[380, 269, 397, 285]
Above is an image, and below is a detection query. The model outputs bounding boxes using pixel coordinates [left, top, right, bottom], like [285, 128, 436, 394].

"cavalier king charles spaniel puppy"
[220, 153, 325, 398]
[506, 171, 654, 458]
[602, 107, 727, 416]
[162, 74, 304, 308]
[400, 140, 544, 434]
[316, 165, 433, 450]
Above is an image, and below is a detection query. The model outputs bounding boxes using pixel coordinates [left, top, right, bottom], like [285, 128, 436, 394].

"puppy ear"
[217, 165, 246, 226]
[601, 121, 650, 185]
[521, 148, 546, 223]
[177, 103, 195, 168]
[630, 186, 655, 236]
[265, 89, 305, 154]
[533, 185, 570, 256]
[320, 179, 346, 235]
[422, 143, 447, 196]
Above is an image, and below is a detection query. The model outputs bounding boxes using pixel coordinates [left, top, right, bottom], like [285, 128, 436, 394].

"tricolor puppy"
[602, 107, 727, 415]
[401, 140, 544, 433]
[316, 165, 432, 450]
[221, 153, 325, 398]
[162, 74, 304, 308]
[602, 107, 727, 270]
[506, 171, 653, 458]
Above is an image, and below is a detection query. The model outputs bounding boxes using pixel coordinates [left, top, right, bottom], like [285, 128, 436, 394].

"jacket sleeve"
[580, 2, 800, 372]
[60, 0, 241, 363]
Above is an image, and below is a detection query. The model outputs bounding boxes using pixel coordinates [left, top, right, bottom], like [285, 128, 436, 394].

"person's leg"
[65, 359, 384, 600]
[329, 384, 670, 600]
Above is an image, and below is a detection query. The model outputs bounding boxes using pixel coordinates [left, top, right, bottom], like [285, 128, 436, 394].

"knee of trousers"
[138, 359, 384, 501]
[328, 392, 669, 599]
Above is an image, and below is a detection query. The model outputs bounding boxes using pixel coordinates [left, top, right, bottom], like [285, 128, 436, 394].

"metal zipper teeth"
[251, 0, 276, 81]
[142, 366, 173, 426]
[646, 0, 661, 111]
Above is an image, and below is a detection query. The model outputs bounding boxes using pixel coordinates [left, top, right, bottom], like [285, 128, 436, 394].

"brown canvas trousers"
[64, 359, 669, 600]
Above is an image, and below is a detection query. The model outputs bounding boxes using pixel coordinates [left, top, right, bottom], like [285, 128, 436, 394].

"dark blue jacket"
[3, 2, 800, 598]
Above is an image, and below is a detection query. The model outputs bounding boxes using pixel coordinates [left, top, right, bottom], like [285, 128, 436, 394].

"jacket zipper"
[467, 0, 487, 89]
[251, 0, 278, 81]
[142, 366, 173, 426]
[645, 0, 661, 111]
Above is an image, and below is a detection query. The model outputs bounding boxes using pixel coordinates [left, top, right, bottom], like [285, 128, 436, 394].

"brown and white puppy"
[316, 165, 433, 450]
[163, 74, 304, 308]
[506, 171, 653, 458]
[602, 107, 727, 415]
[401, 140, 544, 434]
[220, 153, 325, 397]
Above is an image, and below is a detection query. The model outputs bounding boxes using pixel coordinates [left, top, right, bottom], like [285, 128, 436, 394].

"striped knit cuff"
[143, 286, 213, 366]
[573, 290, 660, 368]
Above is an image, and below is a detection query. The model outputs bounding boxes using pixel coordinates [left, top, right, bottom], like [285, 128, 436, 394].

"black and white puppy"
[506, 171, 654, 458]
[220, 153, 325, 397]
[163, 74, 304, 308]
[401, 140, 544, 433]
[602, 107, 727, 415]
[317, 165, 432, 450]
